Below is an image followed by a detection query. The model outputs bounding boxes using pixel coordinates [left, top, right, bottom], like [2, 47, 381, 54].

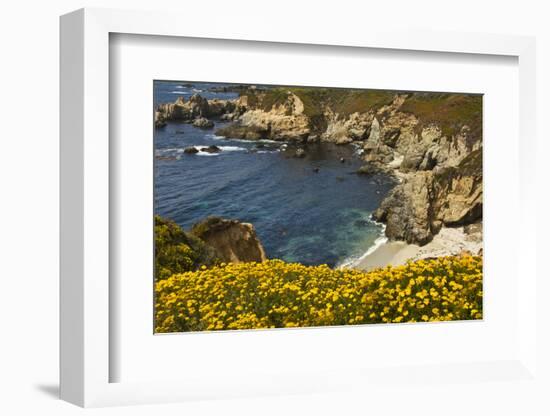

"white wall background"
[0, 1, 548, 414]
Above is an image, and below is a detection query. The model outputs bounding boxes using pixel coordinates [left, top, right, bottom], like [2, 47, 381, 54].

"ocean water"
[154, 81, 395, 267]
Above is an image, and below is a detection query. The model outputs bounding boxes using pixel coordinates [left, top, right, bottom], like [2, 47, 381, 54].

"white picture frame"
[60, 7, 541, 409]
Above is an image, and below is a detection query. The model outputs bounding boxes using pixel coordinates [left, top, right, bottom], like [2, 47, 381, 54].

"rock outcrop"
[373, 172, 435, 245]
[191, 217, 267, 263]
[154, 111, 167, 128]
[155, 94, 237, 125]
[373, 149, 482, 245]
[216, 91, 310, 141]
[156, 88, 482, 246]
[192, 117, 214, 128]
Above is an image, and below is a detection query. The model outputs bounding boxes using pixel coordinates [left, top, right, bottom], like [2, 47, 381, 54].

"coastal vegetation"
[399, 93, 482, 141]
[154, 216, 219, 280]
[154, 216, 482, 332]
[154, 82, 483, 331]
[155, 256, 482, 332]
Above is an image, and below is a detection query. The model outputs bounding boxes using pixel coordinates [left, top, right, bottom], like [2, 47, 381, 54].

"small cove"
[154, 81, 396, 267]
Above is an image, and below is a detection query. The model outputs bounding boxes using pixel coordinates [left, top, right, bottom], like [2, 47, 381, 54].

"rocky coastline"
[155, 87, 483, 265]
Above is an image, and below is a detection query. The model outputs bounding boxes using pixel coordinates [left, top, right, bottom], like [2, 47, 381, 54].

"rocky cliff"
[155, 88, 482, 246]
[155, 94, 239, 127]
[191, 217, 267, 264]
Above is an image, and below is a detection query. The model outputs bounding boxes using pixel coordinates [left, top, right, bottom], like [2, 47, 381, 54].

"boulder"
[191, 217, 267, 263]
[193, 117, 214, 128]
[356, 164, 383, 175]
[183, 146, 199, 154]
[200, 145, 221, 153]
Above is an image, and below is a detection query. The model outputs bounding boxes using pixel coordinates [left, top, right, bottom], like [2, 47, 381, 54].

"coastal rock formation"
[183, 146, 199, 154]
[156, 94, 237, 123]
[200, 145, 221, 153]
[373, 172, 434, 245]
[216, 91, 310, 141]
[191, 217, 267, 264]
[192, 117, 214, 128]
[373, 149, 482, 245]
[156, 88, 482, 247]
[154, 111, 167, 128]
[430, 149, 483, 226]
[321, 111, 373, 144]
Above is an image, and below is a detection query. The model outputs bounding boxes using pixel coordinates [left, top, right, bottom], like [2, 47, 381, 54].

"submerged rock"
[294, 148, 306, 158]
[200, 145, 221, 153]
[191, 217, 267, 263]
[183, 146, 199, 154]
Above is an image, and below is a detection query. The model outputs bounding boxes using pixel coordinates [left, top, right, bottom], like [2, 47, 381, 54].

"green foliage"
[154, 216, 219, 280]
[399, 93, 482, 141]
[241, 87, 396, 133]
[240, 87, 481, 140]
[190, 216, 229, 239]
[328, 89, 396, 116]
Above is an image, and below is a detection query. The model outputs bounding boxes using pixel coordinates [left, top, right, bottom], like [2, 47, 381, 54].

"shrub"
[399, 93, 482, 142]
[155, 255, 482, 332]
[154, 216, 219, 280]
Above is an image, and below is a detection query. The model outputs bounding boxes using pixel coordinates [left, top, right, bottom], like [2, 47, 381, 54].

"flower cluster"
[154, 255, 482, 332]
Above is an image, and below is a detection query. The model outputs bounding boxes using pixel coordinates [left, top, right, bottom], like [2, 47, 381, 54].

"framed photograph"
[60, 8, 542, 409]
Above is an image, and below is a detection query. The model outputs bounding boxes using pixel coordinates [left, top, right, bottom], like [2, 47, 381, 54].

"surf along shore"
[155, 84, 483, 270]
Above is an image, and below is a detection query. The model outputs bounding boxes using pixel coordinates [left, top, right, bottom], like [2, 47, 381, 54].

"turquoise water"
[154, 81, 395, 267]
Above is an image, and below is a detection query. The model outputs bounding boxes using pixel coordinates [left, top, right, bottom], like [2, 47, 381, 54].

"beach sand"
[354, 225, 483, 271]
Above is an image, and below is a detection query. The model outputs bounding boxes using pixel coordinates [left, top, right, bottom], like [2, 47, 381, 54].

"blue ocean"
[154, 81, 395, 267]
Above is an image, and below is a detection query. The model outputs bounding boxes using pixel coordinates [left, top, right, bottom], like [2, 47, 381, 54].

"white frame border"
[60, 7, 538, 408]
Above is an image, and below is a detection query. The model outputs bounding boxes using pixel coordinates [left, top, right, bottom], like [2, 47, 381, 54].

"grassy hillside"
[399, 93, 482, 142]
[241, 88, 481, 139]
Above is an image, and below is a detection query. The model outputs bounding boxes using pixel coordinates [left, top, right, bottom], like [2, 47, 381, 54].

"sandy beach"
[353, 224, 483, 271]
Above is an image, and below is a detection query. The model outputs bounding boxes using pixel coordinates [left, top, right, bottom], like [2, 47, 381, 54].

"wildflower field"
[155, 255, 482, 333]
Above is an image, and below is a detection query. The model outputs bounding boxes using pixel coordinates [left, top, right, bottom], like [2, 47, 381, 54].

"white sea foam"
[196, 152, 219, 157]
[205, 134, 227, 140]
[208, 134, 280, 145]
[170, 91, 191, 95]
[337, 222, 388, 269]
[217, 146, 246, 152]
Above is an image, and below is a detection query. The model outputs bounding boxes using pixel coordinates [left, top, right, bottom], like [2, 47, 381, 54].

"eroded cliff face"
[191, 217, 267, 264]
[373, 149, 482, 245]
[216, 92, 311, 141]
[155, 89, 482, 246]
[155, 94, 238, 126]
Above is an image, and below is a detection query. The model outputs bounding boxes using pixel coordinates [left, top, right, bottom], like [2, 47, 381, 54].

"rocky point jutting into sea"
[155, 85, 482, 269]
